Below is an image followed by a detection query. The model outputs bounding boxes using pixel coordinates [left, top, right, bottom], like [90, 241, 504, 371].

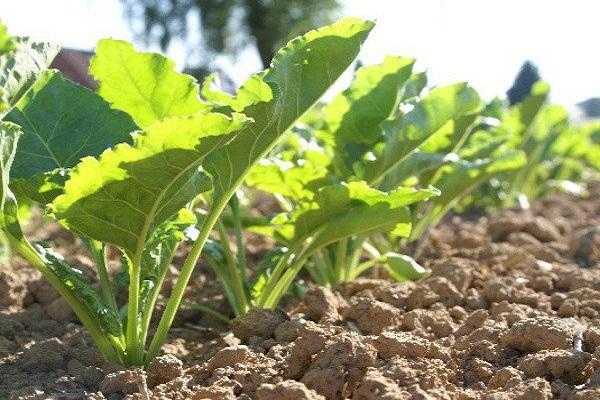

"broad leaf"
[6, 71, 137, 189]
[90, 39, 208, 128]
[52, 112, 249, 256]
[246, 159, 330, 201]
[324, 56, 414, 147]
[276, 182, 439, 251]
[362, 83, 480, 183]
[204, 18, 375, 213]
[0, 37, 59, 118]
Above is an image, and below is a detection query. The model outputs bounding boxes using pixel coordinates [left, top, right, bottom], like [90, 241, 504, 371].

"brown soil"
[1, 185, 600, 400]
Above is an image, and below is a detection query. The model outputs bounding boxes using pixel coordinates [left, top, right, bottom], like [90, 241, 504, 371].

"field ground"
[1, 185, 599, 399]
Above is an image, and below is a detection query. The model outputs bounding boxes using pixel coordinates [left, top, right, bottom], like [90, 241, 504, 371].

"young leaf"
[6, 71, 137, 189]
[382, 253, 431, 282]
[90, 39, 208, 128]
[52, 113, 250, 256]
[0, 37, 59, 118]
[362, 83, 480, 183]
[276, 182, 439, 251]
[204, 18, 375, 211]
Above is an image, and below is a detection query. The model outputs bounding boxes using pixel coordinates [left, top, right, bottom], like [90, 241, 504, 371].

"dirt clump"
[501, 316, 575, 352]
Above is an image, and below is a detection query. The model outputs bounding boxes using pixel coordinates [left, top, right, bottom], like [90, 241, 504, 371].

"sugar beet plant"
[468, 82, 600, 208]
[243, 56, 527, 287]
[0, 18, 391, 366]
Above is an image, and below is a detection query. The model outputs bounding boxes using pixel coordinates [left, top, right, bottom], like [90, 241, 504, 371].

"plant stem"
[216, 219, 249, 315]
[140, 242, 178, 348]
[259, 249, 312, 309]
[183, 301, 231, 324]
[333, 239, 348, 284]
[254, 245, 297, 306]
[230, 194, 247, 284]
[125, 255, 142, 365]
[85, 240, 119, 316]
[348, 255, 386, 280]
[145, 208, 220, 365]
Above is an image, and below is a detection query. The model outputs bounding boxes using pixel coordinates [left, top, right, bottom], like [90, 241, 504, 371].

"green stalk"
[204, 254, 239, 316]
[254, 245, 298, 306]
[348, 255, 386, 280]
[11, 237, 121, 363]
[345, 238, 365, 281]
[230, 195, 248, 283]
[308, 253, 332, 287]
[145, 208, 221, 364]
[140, 245, 179, 348]
[125, 255, 142, 365]
[216, 220, 249, 315]
[85, 240, 119, 316]
[332, 239, 348, 284]
[259, 249, 312, 309]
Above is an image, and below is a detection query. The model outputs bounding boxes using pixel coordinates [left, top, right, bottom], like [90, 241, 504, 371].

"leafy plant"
[0, 18, 374, 366]
[244, 55, 527, 287]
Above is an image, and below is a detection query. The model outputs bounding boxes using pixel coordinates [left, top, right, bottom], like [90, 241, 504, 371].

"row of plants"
[0, 18, 598, 367]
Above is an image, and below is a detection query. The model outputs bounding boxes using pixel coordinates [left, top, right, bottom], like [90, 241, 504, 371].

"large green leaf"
[361, 83, 481, 183]
[324, 56, 415, 147]
[276, 181, 439, 250]
[0, 37, 59, 118]
[245, 159, 330, 201]
[6, 71, 137, 184]
[52, 113, 249, 256]
[90, 39, 208, 128]
[204, 18, 375, 212]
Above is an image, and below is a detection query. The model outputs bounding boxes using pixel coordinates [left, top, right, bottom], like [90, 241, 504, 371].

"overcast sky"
[1, 0, 598, 109]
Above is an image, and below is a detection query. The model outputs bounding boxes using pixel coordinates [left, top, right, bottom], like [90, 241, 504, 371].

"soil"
[1, 185, 600, 400]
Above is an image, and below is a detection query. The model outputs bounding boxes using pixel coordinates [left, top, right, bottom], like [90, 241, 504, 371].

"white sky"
[1, 0, 598, 109]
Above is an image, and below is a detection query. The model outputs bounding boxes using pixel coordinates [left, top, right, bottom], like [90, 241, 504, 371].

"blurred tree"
[506, 61, 541, 106]
[120, 0, 342, 74]
[577, 98, 600, 118]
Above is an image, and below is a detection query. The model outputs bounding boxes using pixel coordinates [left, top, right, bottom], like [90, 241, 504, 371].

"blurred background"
[1, 0, 599, 118]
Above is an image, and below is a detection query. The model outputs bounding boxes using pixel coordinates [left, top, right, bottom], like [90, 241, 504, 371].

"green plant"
[0, 18, 374, 366]
[245, 56, 526, 287]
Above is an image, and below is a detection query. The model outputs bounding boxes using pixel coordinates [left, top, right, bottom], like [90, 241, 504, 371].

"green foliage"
[91, 39, 209, 128]
[0, 17, 598, 372]
[52, 112, 248, 256]
[6, 71, 136, 187]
